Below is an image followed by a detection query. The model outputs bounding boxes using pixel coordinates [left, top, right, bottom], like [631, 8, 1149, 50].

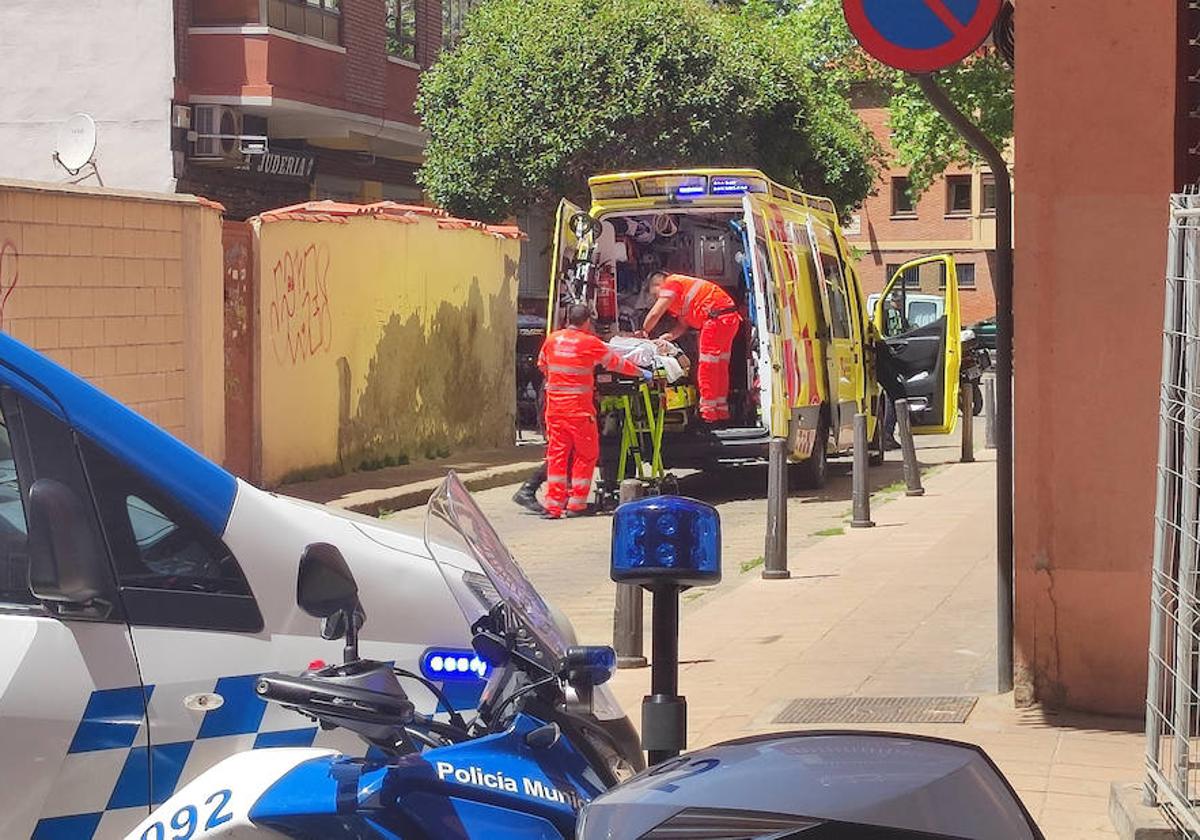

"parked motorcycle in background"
[961, 327, 992, 416]
[128, 475, 1042, 840]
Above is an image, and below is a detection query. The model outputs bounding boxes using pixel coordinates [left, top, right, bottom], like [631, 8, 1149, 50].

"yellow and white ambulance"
[546, 167, 961, 489]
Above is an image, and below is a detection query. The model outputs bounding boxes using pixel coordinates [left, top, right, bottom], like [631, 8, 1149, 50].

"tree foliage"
[416, 0, 880, 220]
[787, 0, 1013, 194]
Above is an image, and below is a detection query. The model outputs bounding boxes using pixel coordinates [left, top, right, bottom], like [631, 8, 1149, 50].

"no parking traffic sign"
[842, 0, 1002, 74]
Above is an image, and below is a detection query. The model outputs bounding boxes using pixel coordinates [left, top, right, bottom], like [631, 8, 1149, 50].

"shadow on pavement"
[674, 459, 918, 506]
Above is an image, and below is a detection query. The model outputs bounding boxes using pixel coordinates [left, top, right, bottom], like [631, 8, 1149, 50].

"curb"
[329, 461, 543, 517]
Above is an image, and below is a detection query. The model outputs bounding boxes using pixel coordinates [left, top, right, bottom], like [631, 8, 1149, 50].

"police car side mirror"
[27, 478, 111, 617]
[297, 542, 363, 663]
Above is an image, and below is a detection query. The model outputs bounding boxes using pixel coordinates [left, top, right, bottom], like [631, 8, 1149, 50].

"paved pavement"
[386, 418, 1144, 839]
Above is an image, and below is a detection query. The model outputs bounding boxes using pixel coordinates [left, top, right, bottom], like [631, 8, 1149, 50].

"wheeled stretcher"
[593, 372, 697, 508]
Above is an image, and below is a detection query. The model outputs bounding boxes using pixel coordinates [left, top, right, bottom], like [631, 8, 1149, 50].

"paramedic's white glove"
[641, 368, 655, 383]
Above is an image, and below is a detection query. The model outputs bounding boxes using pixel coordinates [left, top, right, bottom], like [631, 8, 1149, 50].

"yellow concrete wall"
[0, 180, 226, 460]
[254, 211, 520, 486]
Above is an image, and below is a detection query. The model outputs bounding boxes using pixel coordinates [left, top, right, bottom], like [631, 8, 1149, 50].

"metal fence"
[1146, 191, 1200, 836]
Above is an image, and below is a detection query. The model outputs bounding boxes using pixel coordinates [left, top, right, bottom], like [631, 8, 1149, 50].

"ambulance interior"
[589, 209, 760, 431]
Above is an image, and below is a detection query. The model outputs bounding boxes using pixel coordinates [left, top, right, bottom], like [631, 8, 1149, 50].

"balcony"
[187, 0, 424, 152]
[193, 0, 341, 47]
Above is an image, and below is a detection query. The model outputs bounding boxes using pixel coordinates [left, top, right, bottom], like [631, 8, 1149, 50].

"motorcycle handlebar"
[255, 672, 416, 726]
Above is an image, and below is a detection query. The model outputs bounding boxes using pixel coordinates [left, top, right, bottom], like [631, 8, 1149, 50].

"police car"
[0, 333, 606, 840]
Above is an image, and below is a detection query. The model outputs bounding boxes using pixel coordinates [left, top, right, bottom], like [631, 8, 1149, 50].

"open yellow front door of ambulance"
[872, 255, 961, 435]
[546, 198, 582, 331]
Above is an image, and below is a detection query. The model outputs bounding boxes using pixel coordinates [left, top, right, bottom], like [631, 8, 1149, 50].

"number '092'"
[140, 789, 233, 840]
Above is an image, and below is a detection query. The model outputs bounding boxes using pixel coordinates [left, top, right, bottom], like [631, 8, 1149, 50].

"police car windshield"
[424, 473, 570, 664]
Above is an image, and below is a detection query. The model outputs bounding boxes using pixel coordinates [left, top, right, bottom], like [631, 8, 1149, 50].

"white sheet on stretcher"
[607, 336, 688, 384]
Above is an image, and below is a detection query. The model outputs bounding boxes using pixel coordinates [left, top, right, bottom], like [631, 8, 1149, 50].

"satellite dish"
[55, 113, 98, 175]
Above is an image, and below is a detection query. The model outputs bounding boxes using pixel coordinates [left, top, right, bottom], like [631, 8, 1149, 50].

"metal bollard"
[960, 386, 975, 463]
[984, 377, 997, 450]
[851, 413, 874, 528]
[895, 398, 924, 497]
[613, 479, 648, 668]
[763, 437, 791, 579]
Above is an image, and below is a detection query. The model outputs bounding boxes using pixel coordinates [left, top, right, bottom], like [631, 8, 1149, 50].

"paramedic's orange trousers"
[697, 312, 741, 422]
[544, 414, 599, 516]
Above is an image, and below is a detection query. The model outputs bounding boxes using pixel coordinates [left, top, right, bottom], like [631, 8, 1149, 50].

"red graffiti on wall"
[0, 242, 19, 328]
[268, 243, 332, 365]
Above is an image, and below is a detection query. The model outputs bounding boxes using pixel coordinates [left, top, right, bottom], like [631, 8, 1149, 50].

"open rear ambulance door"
[873, 255, 961, 434]
[546, 198, 582, 332]
[740, 196, 788, 437]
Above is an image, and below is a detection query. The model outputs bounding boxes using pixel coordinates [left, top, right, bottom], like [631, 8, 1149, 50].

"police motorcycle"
[126, 473, 642, 839]
[131, 474, 1044, 840]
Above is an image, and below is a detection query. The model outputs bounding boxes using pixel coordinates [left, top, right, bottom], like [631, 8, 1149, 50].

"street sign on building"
[842, 0, 1001, 74]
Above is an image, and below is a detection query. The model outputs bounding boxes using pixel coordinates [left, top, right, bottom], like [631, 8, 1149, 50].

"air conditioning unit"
[190, 105, 267, 161]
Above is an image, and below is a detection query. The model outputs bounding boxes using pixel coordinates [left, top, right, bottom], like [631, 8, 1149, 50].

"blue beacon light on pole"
[611, 496, 721, 766]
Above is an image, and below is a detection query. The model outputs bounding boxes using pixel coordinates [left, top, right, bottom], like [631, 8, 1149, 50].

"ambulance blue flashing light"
[421, 648, 490, 681]
[676, 184, 706, 197]
[611, 496, 721, 587]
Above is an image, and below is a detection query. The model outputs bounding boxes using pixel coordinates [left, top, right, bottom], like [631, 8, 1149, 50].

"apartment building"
[846, 85, 1000, 326]
[0, 0, 472, 218]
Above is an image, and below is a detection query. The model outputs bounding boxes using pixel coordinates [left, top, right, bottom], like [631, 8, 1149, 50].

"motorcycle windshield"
[424, 472, 570, 666]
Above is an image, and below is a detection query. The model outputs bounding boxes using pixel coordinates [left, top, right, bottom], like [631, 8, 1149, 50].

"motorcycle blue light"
[562, 645, 617, 687]
[421, 648, 490, 681]
[611, 496, 721, 587]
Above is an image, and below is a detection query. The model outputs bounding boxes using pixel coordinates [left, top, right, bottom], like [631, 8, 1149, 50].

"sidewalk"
[279, 441, 543, 515]
[602, 455, 1144, 840]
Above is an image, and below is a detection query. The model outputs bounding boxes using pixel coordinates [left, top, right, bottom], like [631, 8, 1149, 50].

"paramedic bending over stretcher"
[639, 271, 742, 424]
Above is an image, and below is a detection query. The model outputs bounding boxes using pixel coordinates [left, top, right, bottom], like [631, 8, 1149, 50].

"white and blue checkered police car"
[0, 333, 554, 839]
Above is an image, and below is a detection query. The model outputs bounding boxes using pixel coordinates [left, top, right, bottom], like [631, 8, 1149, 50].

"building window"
[956, 263, 977, 289]
[891, 177, 915, 216]
[267, 0, 341, 44]
[386, 0, 417, 61]
[443, 0, 477, 49]
[946, 175, 972, 215]
[982, 173, 997, 214]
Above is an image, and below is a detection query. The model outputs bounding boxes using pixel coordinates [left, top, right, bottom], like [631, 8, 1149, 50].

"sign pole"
[913, 73, 1013, 694]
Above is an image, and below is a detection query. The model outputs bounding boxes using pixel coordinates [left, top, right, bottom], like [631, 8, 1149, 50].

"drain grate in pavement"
[772, 696, 978, 725]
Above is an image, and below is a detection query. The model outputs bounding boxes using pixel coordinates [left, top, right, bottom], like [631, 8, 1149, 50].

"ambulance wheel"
[791, 420, 829, 490]
[869, 419, 885, 467]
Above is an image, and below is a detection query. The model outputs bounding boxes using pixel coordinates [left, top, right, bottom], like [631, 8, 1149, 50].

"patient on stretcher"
[607, 335, 691, 383]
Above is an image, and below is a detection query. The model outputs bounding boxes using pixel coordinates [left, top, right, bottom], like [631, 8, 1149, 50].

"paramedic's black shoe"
[884, 437, 901, 451]
[565, 506, 598, 518]
[512, 487, 543, 513]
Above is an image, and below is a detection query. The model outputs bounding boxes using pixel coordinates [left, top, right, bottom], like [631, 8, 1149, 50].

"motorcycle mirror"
[297, 543, 359, 618]
[297, 543, 363, 663]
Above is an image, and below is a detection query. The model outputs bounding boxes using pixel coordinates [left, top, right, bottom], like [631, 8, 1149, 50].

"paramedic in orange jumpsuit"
[640, 271, 741, 423]
[538, 303, 651, 519]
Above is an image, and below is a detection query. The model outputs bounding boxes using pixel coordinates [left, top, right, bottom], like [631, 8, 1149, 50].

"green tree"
[787, 0, 1013, 194]
[416, 0, 880, 221]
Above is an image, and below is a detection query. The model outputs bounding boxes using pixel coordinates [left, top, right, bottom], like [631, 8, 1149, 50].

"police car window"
[910, 301, 940, 329]
[82, 441, 251, 597]
[0, 415, 34, 606]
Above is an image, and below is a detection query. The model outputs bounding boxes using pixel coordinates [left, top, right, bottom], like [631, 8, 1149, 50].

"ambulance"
[0, 334, 632, 839]
[547, 167, 964, 489]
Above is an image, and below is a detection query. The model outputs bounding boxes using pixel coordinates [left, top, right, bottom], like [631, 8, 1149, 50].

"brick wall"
[848, 89, 999, 326]
[343, 0, 387, 111]
[0, 181, 225, 460]
[415, 0, 443, 67]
